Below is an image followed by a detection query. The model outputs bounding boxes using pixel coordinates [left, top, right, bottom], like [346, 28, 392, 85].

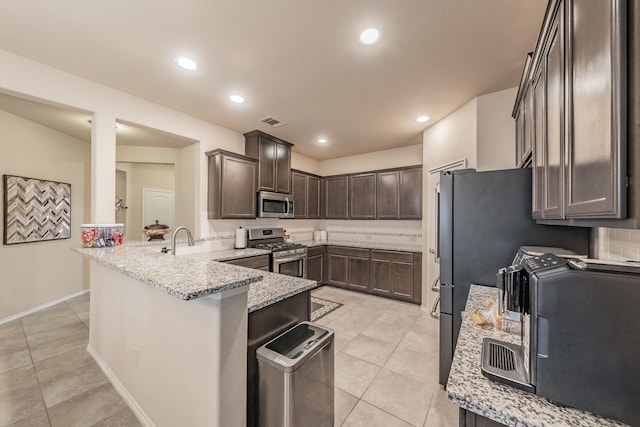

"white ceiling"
[0, 0, 547, 160]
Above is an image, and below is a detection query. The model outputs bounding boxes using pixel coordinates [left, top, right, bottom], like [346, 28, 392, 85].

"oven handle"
[273, 255, 306, 264]
[284, 197, 290, 216]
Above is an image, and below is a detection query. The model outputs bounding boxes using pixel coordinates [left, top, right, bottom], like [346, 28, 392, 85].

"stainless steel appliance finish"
[257, 191, 294, 218]
[257, 322, 334, 427]
[248, 227, 307, 278]
[482, 253, 640, 426]
[438, 168, 591, 386]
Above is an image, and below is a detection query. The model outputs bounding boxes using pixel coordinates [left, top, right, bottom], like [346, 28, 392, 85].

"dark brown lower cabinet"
[223, 254, 270, 270]
[327, 246, 370, 291]
[306, 246, 325, 284]
[326, 246, 421, 304]
[459, 408, 505, 426]
[370, 250, 421, 303]
[247, 291, 310, 427]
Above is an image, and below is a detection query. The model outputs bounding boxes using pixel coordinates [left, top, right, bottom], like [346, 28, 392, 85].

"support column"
[91, 112, 117, 223]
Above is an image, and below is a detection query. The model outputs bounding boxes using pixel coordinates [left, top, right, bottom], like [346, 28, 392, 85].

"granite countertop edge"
[73, 245, 266, 301]
[446, 285, 627, 427]
[297, 240, 422, 253]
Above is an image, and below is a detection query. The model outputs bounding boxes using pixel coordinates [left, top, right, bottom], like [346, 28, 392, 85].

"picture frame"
[3, 174, 71, 245]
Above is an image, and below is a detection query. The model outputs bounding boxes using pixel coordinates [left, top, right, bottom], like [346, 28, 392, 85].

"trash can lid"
[256, 321, 334, 372]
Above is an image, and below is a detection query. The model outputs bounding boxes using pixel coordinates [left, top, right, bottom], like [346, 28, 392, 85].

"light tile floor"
[0, 292, 141, 427]
[0, 287, 458, 427]
[312, 286, 459, 427]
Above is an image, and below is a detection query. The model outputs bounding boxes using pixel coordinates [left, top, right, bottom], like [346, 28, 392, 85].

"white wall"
[476, 87, 517, 171]
[319, 144, 423, 176]
[420, 88, 517, 311]
[116, 162, 175, 241]
[0, 109, 90, 319]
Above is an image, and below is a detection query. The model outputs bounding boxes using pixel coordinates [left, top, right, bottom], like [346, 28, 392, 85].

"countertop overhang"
[74, 244, 317, 308]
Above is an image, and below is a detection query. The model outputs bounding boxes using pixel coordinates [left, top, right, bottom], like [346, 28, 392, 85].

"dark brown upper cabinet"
[206, 149, 258, 219]
[244, 130, 292, 194]
[515, 0, 632, 226]
[349, 173, 377, 219]
[564, 0, 627, 219]
[399, 168, 423, 219]
[376, 167, 423, 220]
[322, 176, 349, 219]
[514, 53, 534, 168]
[291, 170, 321, 219]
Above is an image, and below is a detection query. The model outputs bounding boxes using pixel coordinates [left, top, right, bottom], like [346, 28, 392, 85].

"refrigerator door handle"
[431, 276, 440, 293]
[431, 296, 440, 319]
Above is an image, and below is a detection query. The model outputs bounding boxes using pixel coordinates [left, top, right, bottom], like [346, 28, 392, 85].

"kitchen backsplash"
[594, 227, 640, 261]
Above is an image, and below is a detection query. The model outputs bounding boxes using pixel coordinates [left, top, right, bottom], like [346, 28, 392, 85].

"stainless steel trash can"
[256, 321, 334, 427]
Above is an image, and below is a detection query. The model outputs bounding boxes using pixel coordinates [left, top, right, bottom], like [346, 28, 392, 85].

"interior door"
[142, 188, 175, 240]
[426, 160, 467, 314]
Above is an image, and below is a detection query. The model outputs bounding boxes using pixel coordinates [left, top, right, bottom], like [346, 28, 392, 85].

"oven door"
[273, 255, 307, 278]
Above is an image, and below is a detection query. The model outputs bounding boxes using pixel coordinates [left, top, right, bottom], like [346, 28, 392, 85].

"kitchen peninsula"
[447, 285, 627, 427]
[75, 243, 318, 427]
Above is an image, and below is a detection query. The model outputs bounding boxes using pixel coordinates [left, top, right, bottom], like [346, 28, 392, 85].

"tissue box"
[81, 224, 124, 248]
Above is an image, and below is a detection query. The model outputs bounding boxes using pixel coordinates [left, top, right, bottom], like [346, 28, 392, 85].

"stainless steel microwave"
[257, 191, 294, 218]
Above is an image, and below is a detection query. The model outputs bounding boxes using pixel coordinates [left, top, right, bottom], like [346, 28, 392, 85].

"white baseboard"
[0, 289, 90, 326]
[87, 344, 155, 427]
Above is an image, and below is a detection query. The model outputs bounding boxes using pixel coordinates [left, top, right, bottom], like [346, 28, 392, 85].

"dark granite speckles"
[447, 285, 627, 427]
[208, 248, 270, 262]
[73, 245, 263, 300]
[247, 271, 318, 313]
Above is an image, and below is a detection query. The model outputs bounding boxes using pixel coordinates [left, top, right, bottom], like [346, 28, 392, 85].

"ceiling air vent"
[260, 116, 285, 127]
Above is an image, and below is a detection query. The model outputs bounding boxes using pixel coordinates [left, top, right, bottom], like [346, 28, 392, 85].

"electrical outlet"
[132, 347, 139, 367]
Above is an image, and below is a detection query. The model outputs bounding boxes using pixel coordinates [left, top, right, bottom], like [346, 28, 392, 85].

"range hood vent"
[260, 116, 285, 127]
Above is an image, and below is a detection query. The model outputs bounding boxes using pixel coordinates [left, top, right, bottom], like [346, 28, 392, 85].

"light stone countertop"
[447, 285, 627, 427]
[74, 244, 318, 312]
[245, 270, 318, 313]
[298, 240, 422, 253]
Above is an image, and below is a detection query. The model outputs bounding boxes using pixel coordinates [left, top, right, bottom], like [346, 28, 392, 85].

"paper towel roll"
[314, 231, 321, 241]
[235, 227, 247, 249]
[320, 230, 327, 241]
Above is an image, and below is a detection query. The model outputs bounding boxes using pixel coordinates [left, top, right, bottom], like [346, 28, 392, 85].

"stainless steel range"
[248, 228, 307, 278]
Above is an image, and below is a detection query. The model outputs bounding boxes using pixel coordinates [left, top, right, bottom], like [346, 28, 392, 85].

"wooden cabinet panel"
[327, 253, 348, 286]
[532, 63, 545, 219]
[307, 246, 325, 284]
[292, 171, 307, 218]
[370, 250, 418, 302]
[348, 256, 370, 290]
[370, 259, 392, 295]
[276, 142, 291, 194]
[543, 9, 564, 219]
[307, 176, 321, 219]
[515, 104, 525, 168]
[323, 176, 349, 219]
[565, 0, 626, 218]
[377, 171, 399, 219]
[206, 150, 257, 219]
[245, 130, 293, 195]
[349, 173, 377, 219]
[399, 168, 423, 219]
[291, 170, 321, 219]
[522, 0, 629, 225]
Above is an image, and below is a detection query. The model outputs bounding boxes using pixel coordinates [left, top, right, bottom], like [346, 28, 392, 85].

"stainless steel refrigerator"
[438, 168, 590, 386]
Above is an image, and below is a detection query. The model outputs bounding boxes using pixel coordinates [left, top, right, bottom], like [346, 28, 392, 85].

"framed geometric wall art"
[3, 174, 71, 245]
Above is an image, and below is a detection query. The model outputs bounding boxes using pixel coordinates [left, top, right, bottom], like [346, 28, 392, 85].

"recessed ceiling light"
[229, 95, 245, 104]
[317, 138, 328, 144]
[359, 28, 381, 45]
[416, 115, 430, 123]
[176, 57, 197, 71]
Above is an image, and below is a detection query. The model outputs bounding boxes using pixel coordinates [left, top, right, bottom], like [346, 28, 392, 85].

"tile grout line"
[19, 317, 54, 427]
